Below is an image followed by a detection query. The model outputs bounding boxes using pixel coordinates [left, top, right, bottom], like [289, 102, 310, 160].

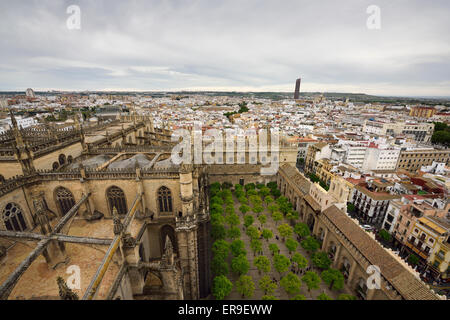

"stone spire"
[9, 109, 18, 129]
[57, 276, 78, 300]
[161, 235, 174, 266]
[112, 207, 123, 235]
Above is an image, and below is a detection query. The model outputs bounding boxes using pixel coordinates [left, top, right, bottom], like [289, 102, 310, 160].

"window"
[58, 154, 66, 166]
[158, 186, 173, 213]
[107, 186, 127, 215]
[2, 203, 27, 231]
[55, 187, 76, 216]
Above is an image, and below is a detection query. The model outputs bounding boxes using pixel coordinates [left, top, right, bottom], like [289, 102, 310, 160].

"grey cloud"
[0, 0, 449, 95]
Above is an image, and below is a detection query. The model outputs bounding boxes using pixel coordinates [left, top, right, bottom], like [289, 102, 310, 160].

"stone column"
[347, 261, 358, 284]
[321, 229, 329, 251]
[332, 244, 342, 268]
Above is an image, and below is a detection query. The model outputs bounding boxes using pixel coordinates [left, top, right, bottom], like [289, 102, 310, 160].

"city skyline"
[0, 1, 449, 96]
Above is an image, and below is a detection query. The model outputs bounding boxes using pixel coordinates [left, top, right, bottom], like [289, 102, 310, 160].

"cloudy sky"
[0, 0, 449, 96]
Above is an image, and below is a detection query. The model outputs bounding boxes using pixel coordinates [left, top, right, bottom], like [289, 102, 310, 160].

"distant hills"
[1, 91, 449, 107]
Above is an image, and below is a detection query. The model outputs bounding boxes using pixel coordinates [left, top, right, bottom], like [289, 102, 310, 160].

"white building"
[362, 145, 401, 171]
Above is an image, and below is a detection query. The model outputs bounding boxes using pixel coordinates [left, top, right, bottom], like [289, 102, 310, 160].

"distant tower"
[294, 78, 301, 99]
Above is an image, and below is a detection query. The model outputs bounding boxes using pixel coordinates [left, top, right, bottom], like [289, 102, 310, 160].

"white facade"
[362, 147, 401, 171]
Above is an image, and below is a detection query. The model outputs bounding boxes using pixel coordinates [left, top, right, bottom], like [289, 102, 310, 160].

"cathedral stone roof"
[108, 154, 153, 169]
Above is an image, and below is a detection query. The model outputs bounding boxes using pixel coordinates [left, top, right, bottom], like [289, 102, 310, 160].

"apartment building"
[341, 142, 367, 169]
[351, 184, 400, 225]
[406, 216, 450, 281]
[409, 106, 436, 119]
[296, 137, 318, 161]
[304, 142, 331, 174]
[362, 145, 401, 171]
[396, 147, 450, 172]
[363, 120, 434, 142]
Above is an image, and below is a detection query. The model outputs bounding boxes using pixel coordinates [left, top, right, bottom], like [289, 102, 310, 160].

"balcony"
[405, 239, 430, 260]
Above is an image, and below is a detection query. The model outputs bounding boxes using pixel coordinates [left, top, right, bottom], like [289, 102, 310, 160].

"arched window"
[356, 278, 368, 299]
[158, 186, 173, 213]
[307, 214, 315, 231]
[2, 203, 27, 231]
[319, 227, 325, 241]
[107, 186, 127, 215]
[52, 162, 60, 170]
[67, 155, 73, 164]
[328, 242, 336, 259]
[342, 257, 351, 279]
[58, 154, 66, 166]
[0, 175, 5, 183]
[55, 187, 75, 216]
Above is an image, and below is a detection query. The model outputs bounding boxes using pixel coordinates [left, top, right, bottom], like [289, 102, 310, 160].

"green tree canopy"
[262, 229, 273, 241]
[258, 214, 267, 226]
[280, 272, 302, 295]
[272, 211, 283, 225]
[236, 275, 255, 298]
[254, 255, 271, 274]
[246, 226, 260, 240]
[312, 251, 332, 270]
[212, 240, 230, 260]
[225, 205, 235, 215]
[210, 203, 224, 215]
[292, 253, 308, 269]
[302, 271, 321, 292]
[268, 204, 279, 214]
[250, 239, 263, 255]
[408, 254, 419, 265]
[264, 195, 274, 205]
[294, 222, 310, 238]
[273, 254, 291, 274]
[378, 229, 392, 242]
[278, 223, 293, 240]
[269, 243, 280, 255]
[239, 204, 251, 214]
[258, 186, 271, 198]
[244, 215, 254, 228]
[210, 213, 225, 225]
[238, 196, 249, 205]
[317, 293, 332, 300]
[227, 226, 241, 240]
[266, 181, 278, 189]
[338, 294, 357, 300]
[231, 254, 250, 275]
[211, 256, 229, 276]
[230, 239, 246, 257]
[212, 275, 233, 300]
[211, 223, 227, 241]
[258, 275, 277, 295]
[245, 183, 256, 191]
[225, 213, 240, 227]
[252, 204, 264, 214]
[285, 238, 299, 253]
[210, 196, 224, 206]
[270, 188, 281, 198]
[321, 269, 345, 291]
[301, 236, 321, 253]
